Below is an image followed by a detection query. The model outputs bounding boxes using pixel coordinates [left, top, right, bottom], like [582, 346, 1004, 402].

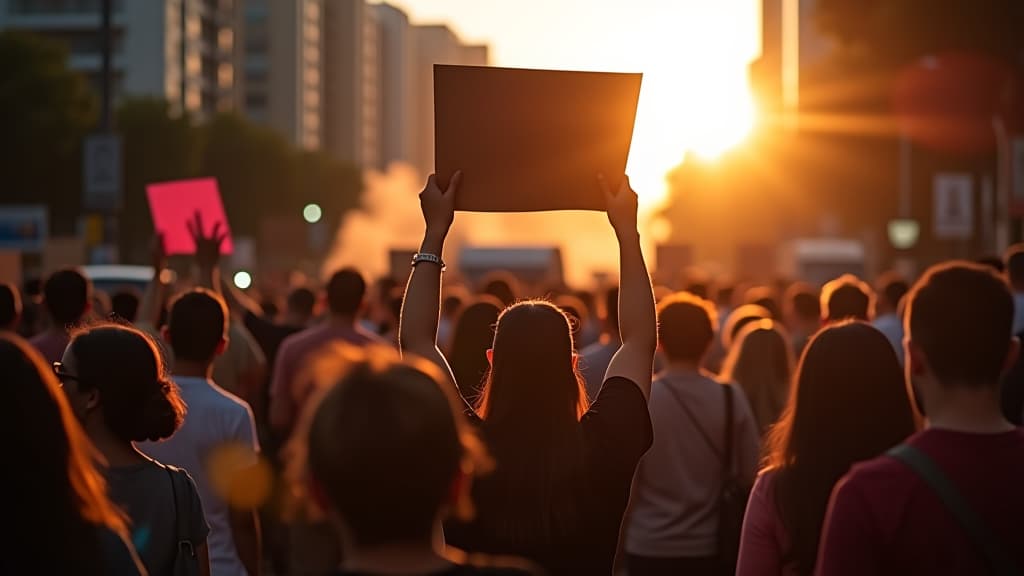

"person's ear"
[85, 387, 101, 413]
[215, 336, 228, 357]
[486, 348, 493, 366]
[907, 339, 928, 377]
[1002, 337, 1021, 375]
[161, 325, 172, 343]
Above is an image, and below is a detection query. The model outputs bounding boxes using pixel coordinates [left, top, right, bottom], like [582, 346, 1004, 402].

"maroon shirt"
[29, 330, 70, 364]
[816, 428, 1024, 576]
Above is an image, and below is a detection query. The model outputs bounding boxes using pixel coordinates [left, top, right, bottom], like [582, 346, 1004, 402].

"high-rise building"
[243, 0, 323, 149]
[0, 0, 243, 120]
[373, 2, 415, 170]
[323, 0, 380, 168]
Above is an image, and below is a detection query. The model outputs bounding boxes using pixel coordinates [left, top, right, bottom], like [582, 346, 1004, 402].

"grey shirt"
[626, 368, 760, 558]
[106, 460, 209, 576]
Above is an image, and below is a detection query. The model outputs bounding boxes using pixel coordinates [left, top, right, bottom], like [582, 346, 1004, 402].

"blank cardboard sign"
[434, 65, 642, 212]
[146, 178, 234, 255]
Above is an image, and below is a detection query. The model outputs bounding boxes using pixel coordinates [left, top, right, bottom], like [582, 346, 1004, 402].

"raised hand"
[186, 211, 227, 271]
[599, 173, 639, 238]
[419, 171, 462, 239]
[150, 233, 167, 272]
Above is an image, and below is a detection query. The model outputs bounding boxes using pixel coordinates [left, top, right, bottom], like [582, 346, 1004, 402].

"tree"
[0, 31, 96, 234]
[116, 98, 198, 262]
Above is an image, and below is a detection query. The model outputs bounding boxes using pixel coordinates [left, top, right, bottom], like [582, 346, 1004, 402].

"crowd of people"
[4, 172, 1024, 576]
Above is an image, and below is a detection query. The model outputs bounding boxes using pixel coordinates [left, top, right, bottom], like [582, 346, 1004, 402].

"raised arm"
[601, 174, 657, 399]
[399, 172, 462, 384]
[138, 235, 170, 328]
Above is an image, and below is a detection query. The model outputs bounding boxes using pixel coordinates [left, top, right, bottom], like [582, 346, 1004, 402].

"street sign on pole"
[83, 133, 122, 213]
[933, 173, 974, 240]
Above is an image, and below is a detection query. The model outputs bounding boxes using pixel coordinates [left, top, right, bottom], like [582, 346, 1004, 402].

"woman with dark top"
[735, 322, 919, 576]
[1, 333, 146, 576]
[448, 296, 503, 402]
[401, 172, 657, 575]
[60, 323, 211, 576]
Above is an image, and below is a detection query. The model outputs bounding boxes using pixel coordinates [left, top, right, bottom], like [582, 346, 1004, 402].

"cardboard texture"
[434, 65, 642, 212]
[146, 178, 235, 255]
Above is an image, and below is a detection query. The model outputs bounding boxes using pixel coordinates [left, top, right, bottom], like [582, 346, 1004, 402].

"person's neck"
[665, 359, 703, 373]
[174, 359, 213, 380]
[925, 384, 1016, 434]
[87, 424, 148, 468]
[328, 315, 357, 328]
[342, 539, 450, 575]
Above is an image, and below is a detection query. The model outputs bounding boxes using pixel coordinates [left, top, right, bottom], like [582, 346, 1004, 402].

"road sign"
[83, 133, 122, 213]
[933, 173, 974, 239]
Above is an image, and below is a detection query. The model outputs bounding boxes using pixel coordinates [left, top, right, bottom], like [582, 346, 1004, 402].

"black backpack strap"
[722, 384, 735, 479]
[164, 465, 196, 559]
[888, 444, 1021, 576]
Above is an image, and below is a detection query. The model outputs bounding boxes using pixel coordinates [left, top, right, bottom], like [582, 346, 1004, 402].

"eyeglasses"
[52, 362, 80, 387]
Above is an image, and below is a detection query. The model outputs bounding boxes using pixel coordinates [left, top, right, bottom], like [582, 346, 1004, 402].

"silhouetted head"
[720, 319, 793, 432]
[820, 274, 875, 323]
[874, 272, 909, 316]
[165, 288, 228, 365]
[657, 292, 718, 365]
[976, 255, 1005, 274]
[1004, 244, 1024, 291]
[63, 323, 185, 443]
[110, 289, 140, 323]
[326, 268, 367, 318]
[784, 282, 820, 329]
[745, 285, 780, 319]
[1, 333, 127, 575]
[906, 262, 1016, 394]
[304, 348, 487, 548]
[0, 282, 22, 330]
[43, 268, 92, 328]
[449, 297, 502, 400]
[765, 321, 917, 575]
[442, 291, 465, 319]
[722, 303, 771, 351]
[480, 272, 519, 308]
[286, 287, 316, 322]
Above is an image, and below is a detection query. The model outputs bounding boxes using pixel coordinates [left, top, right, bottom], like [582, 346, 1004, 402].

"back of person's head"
[785, 282, 821, 326]
[657, 292, 718, 364]
[286, 287, 316, 320]
[1004, 244, 1024, 289]
[722, 303, 771, 351]
[0, 282, 22, 330]
[324, 268, 367, 318]
[715, 283, 736, 308]
[572, 289, 597, 318]
[304, 348, 486, 548]
[765, 322, 917, 575]
[442, 292, 465, 319]
[720, 319, 793, 432]
[449, 297, 502, 398]
[603, 286, 620, 334]
[166, 288, 228, 364]
[66, 323, 185, 443]
[110, 289, 140, 323]
[481, 272, 519, 308]
[906, 261, 1015, 388]
[1, 333, 127, 575]
[875, 272, 910, 314]
[745, 285, 780, 319]
[821, 274, 875, 322]
[43, 268, 92, 327]
[476, 299, 588, 541]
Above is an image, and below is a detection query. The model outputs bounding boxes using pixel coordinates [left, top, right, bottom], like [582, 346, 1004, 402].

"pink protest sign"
[146, 178, 234, 255]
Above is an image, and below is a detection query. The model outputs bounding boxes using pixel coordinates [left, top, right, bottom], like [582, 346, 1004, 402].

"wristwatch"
[412, 252, 446, 271]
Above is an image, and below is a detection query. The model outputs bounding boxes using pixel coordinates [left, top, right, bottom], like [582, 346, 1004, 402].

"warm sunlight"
[383, 0, 762, 208]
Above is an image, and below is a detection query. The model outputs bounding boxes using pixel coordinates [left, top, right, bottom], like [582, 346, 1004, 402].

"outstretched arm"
[139, 235, 170, 328]
[399, 172, 462, 385]
[601, 174, 657, 399]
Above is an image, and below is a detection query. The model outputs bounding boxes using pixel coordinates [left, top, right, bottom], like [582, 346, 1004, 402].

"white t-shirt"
[141, 376, 259, 576]
[626, 368, 760, 558]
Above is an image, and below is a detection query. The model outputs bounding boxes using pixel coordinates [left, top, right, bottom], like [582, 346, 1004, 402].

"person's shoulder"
[204, 379, 255, 416]
[280, 323, 327, 350]
[838, 446, 917, 500]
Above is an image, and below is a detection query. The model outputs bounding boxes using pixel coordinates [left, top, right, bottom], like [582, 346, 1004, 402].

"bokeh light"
[233, 271, 253, 290]
[303, 203, 323, 224]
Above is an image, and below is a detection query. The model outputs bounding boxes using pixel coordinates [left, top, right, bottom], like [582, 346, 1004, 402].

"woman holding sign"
[400, 172, 656, 575]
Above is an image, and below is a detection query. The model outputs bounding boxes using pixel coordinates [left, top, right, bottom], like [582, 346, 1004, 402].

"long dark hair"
[765, 321, 917, 575]
[68, 323, 185, 442]
[449, 297, 502, 402]
[720, 319, 794, 434]
[0, 333, 128, 575]
[474, 300, 589, 543]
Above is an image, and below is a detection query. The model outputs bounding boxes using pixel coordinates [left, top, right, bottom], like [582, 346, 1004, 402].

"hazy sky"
[375, 0, 763, 202]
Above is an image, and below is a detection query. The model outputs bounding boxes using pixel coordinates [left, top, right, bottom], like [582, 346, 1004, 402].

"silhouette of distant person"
[31, 268, 92, 363]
